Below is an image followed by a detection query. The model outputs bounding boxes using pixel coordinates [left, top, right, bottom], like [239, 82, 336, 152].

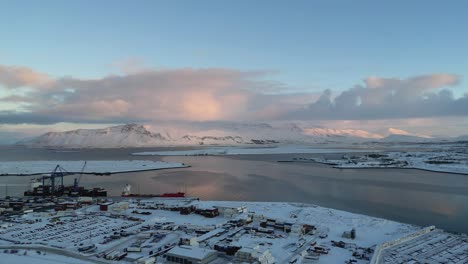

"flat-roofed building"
[165, 246, 218, 264]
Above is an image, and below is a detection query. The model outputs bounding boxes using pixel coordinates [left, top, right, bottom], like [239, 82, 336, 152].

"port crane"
[42, 164, 70, 195]
[73, 161, 87, 192]
[24, 162, 107, 197]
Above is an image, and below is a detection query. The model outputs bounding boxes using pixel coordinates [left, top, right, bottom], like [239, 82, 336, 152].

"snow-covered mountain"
[455, 135, 468, 142]
[302, 127, 383, 139]
[19, 123, 387, 148]
[21, 124, 281, 148]
[19, 124, 168, 148]
[381, 134, 434, 143]
[18, 123, 446, 148]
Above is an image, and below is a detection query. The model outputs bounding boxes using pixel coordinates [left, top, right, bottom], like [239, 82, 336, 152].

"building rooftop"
[166, 246, 217, 260]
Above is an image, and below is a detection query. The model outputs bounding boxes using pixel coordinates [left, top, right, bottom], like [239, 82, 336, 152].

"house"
[99, 202, 113, 211]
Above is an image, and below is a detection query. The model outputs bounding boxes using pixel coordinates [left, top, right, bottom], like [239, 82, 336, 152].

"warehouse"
[165, 246, 218, 264]
[214, 205, 246, 217]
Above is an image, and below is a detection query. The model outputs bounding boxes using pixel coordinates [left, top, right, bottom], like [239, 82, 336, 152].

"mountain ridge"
[17, 123, 447, 148]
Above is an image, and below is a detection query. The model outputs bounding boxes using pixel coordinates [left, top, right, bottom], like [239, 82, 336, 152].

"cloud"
[0, 65, 54, 89]
[1, 62, 467, 133]
[0, 65, 300, 124]
[289, 74, 467, 120]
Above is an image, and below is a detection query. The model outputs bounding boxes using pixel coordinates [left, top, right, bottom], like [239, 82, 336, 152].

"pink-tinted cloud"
[290, 73, 467, 120]
[0, 65, 53, 89]
[0, 66, 297, 123]
[1, 62, 468, 137]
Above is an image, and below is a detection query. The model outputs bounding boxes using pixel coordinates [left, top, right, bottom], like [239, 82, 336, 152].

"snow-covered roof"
[166, 246, 217, 260]
[196, 228, 225, 242]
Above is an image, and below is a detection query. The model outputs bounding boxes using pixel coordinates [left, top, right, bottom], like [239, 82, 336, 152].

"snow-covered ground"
[0, 160, 188, 175]
[0, 199, 419, 264]
[132, 145, 377, 156]
[193, 200, 416, 248]
[0, 250, 94, 264]
[314, 151, 468, 174]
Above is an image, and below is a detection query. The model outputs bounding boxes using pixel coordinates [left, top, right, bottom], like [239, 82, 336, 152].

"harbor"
[0, 147, 468, 234]
[0, 149, 467, 263]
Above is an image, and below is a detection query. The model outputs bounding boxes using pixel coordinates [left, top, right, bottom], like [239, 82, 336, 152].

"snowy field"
[314, 151, 468, 174]
[0, 160, 188, 175]
[132, 145, 378, 156]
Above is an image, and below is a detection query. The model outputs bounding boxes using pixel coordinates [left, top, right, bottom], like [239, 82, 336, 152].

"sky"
[0, 0, 467, 143]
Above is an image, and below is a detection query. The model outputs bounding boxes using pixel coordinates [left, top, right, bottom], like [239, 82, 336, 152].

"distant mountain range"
[379, 134, 434, 143]
[16, 123, 466, 148]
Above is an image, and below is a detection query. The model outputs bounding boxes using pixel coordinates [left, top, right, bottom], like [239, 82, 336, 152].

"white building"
[180, 236, 199, 246]
[214, 205, 247, 217]
[110, 202, 129, 212]
[165, 246, 218, 264]
[290, 223, 305, 236]
[235, 245, 275, 264]
[135, 257, 156, 264]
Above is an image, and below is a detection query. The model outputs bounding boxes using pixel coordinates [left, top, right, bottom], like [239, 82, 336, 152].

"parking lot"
[0, 214, 141, 250]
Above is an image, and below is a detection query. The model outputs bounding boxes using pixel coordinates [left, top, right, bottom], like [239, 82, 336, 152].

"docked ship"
[24, 177, 107, 197]
[24, 164, 107, 197]
[121, 184, 185, 198]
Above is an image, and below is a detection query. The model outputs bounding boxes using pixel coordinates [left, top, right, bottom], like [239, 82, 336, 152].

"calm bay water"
[0, 146, 467, 234]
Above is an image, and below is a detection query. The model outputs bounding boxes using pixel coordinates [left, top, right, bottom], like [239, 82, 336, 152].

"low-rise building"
[111, 202, 129, 212]
[99, 202, 113, 211]
[234, 245, 275, 264]
[290, 223, 305, 236]
[214, 205, 247, 217]
[180, 236, 199, 246]
[135, 257, 156, 264]
[165, 246, 218, 264]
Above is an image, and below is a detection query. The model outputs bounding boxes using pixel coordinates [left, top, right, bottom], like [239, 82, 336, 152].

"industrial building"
[234, 245, 275, 264]
[165, 246, 218, 264]
[99, 202, 113, 211]
[214, 205, 247, 217]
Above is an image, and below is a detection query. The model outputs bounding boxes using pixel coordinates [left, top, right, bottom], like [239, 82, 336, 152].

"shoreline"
[277, 160, 468, 176]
